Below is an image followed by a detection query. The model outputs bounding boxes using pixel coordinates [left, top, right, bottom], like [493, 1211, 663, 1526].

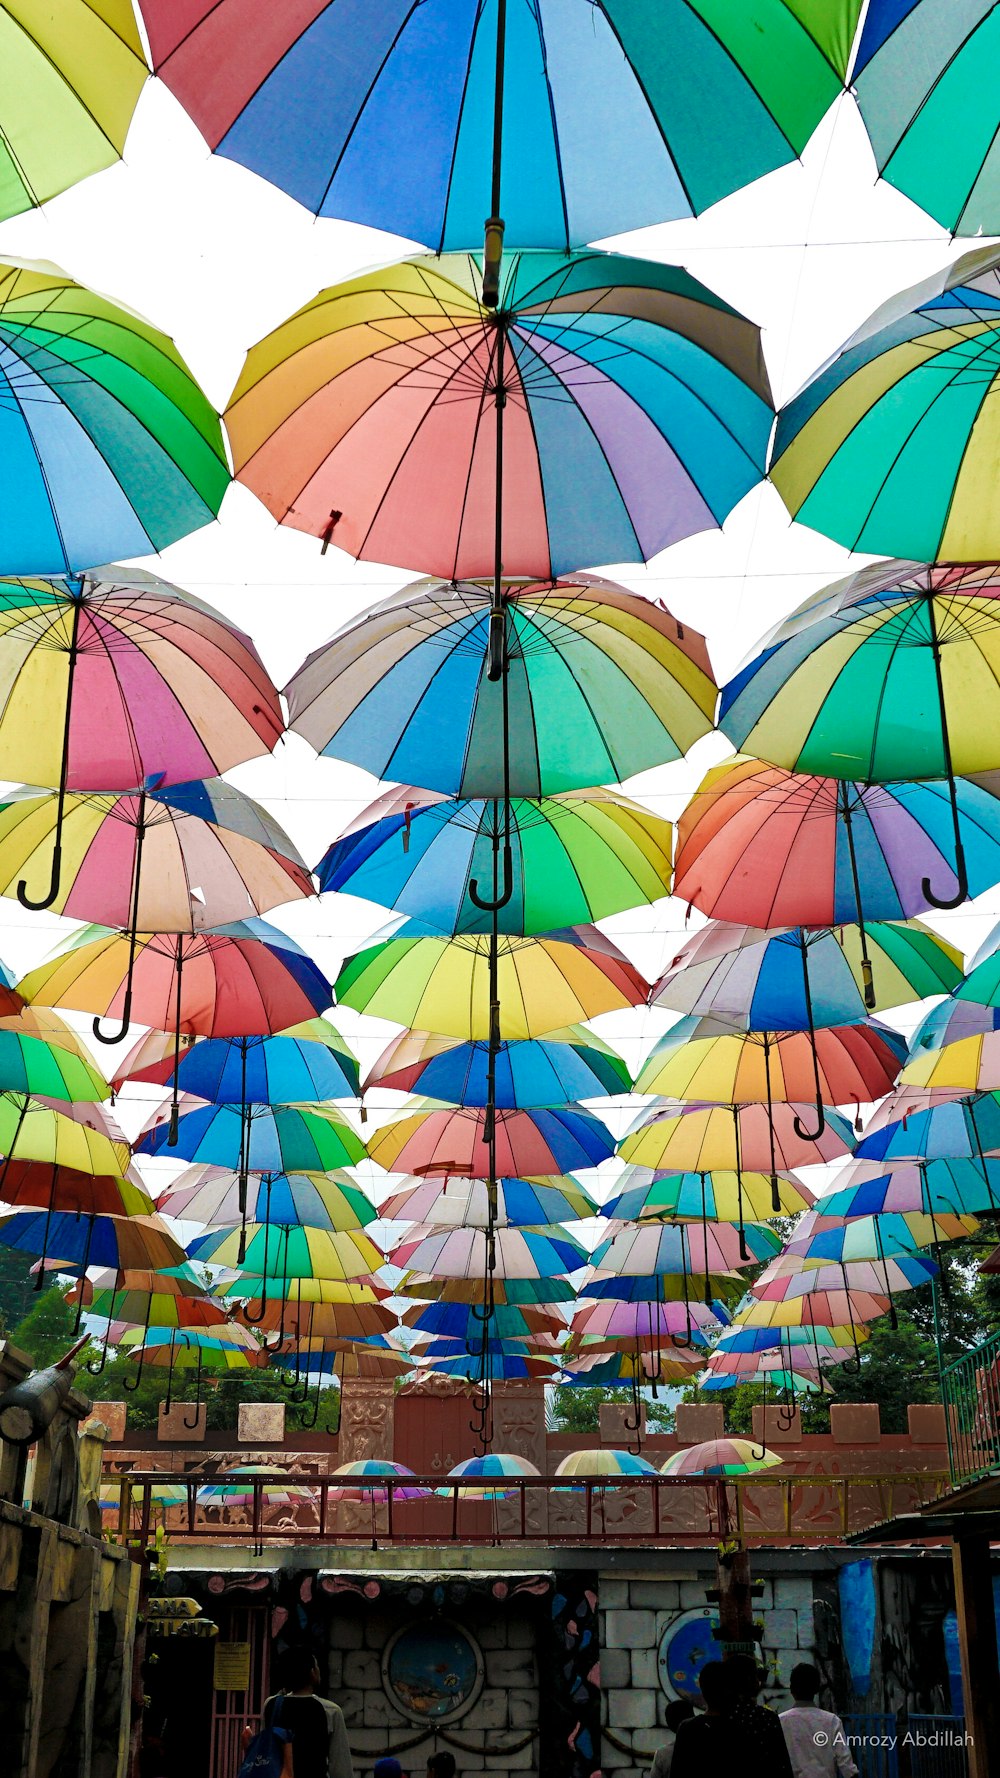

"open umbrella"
[138, 1102, 365, 1173]
[365, 1027, 629, 1108]
[0, 1031, 108, 1103]
[555, 1449, 659, 1480]
[0, 1210, 185, 1274]
[719, 560, 1000, 909]
[783, 1210, 978, 1265]
[0, 568, 285, 910]
[591, 1222, 781, 1277]
[367, 1105, 613, 1177]
[900, 1033, 1000, 1099]
[226, 249, 771, 580]
[817, 1157, 1000, 1221]
[188, 1223, 384, 1283]
[674, 758, 1000, 927]
[0, 781, 312, 948]
[402, 1301, 565, 1344]
[285, 575, 716, 798]
[158, 1168, 375, 1232]
[0, 257, 228, 576]
[140, 0, 855, 246]
[604, 1169, 814, 1225]
[318, 784, 673, 936]
[390, 1225, 587, 1280]
[328, 1462, 430, 1504]
[397, 1272, 577, 1308]
[853, 4, 1000, 234]
[661, 1438, 783, 1476]
[770, 245, 1000, 564]
[636, 1020, 905, 1112]
[439, 1454, 539, 1502]
[123, 1031, 359, 1106]
[0, 1, 148, 220]
[335, 928, 646, 1040]
[619, 1102, 855, 1176]
[650, 919, 963, 1026]
[379, 1175, 597, 1229]
[19, 920, 332, 1074]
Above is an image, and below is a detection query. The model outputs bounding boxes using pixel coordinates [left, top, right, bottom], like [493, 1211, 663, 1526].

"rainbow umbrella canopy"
[770, 246, 1000, 564]
[225, 251, 773, 577]
[0, 1, 148, 220]
[366, 1104, 614, 1178]
[158, 1168, 376, 1233]
[318, 785, 672, 936]
[138, 1102, 365, 1173]
[335, 928, 646, 1040]
[366, 1027, 629, 1108]
[0, 568, 283, 792]
[852, 3, 1000, 235]
[380, 1175, 597, 1229]
[0, 258, 229, 575]
[123, 1030, 360, 1106]
[140, 0, 857, 244]
[661, 1438, 783, 1476]
[674, 758, 1000, 928]
[286, 576, 716, 798]
[651, 919, 963, 1027]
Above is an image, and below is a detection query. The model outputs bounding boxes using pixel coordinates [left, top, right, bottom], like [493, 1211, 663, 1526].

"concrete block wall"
[598, 1571, 819, 1777]
[328, 1604, 539, 1778]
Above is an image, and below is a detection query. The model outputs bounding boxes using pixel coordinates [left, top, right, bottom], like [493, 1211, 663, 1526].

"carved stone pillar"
[494, 1381, 548, 1534]
[335, 1379, 395, 1537]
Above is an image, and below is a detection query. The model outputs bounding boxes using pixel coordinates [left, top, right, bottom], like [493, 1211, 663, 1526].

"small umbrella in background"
[661, 1438, 783, 1476]
[285, 576, 716, 798]
[439, 1454, 539, 1501]
[675, 757, 1000, 927]
[328, 1461, 430, 1504]
[318, 785, 673, 936]
[365, 1027, 629, 1108]
[651, 919, 963, 1025]
[335, 928, 646, 1040]
[390, 1226, 587, 1282]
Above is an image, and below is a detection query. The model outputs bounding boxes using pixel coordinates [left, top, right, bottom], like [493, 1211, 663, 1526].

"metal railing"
[842, 1714, 900, 1778]
[940, 1325, 1000, 1484]
[908, 1714, 969, 1778]
[99, 1468, 949, 1552]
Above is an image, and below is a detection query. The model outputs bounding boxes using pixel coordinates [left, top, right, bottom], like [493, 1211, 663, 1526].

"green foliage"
[9, 1286, 89, 1369]
[0, 1249, 40, 1334]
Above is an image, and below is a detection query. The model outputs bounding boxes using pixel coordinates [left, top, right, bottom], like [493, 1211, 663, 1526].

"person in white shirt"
[648, 1699, 696, 1776]
[780, 1664, 859, 1778]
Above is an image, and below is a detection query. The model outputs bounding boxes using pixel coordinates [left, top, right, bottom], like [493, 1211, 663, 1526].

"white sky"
[0, 72, 996, 1252]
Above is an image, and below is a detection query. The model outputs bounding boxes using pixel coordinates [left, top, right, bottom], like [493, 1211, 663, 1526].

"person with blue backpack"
[240, 1646, 353, 1778]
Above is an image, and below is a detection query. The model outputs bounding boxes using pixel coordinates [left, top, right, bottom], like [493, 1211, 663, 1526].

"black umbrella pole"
[481, 0, 507, 310]
[94, 785, 149, 1045]
[838, 787, 876, 1008]
[762, 1035, 781, 1212]
[168, 938, 184, 1145]
[792, 939, 826, 1141]
[923, 592, 969, 909]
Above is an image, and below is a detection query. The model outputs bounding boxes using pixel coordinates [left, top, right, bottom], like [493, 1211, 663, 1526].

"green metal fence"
[941, 1324, 1000, 1485]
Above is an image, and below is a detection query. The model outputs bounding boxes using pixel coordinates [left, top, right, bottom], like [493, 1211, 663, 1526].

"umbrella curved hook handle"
[86, 1330, 111, 1378]
[298, 1388, 322, 1431]
[921, 850, 969, 912]
[776, 1398, 798, 1431]
[122, 1348, 146, 1393]
[469, 843, 514, 911]
[17, 843, 63, 913]
[793, 1103, 826, 1143]
[93, 998, 133, 1048]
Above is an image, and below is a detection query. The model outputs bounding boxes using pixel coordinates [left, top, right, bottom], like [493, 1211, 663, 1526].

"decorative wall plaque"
[381, 1617, 485, 1725]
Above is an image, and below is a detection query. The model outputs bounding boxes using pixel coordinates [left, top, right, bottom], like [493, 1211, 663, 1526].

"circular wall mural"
[381, 1618, 485, 1725]
[656, 1607, 721, 1703]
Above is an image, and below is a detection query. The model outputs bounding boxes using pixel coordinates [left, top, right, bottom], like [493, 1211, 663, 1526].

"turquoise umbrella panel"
[154, 1033, 360, 1103]
[366, 1029, 631, 1107]
[137, 1103, 366, 1171]
[318, 788, 673, 935]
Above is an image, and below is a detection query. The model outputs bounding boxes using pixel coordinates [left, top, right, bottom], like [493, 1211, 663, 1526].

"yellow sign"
[148, 1597, 201, 1618]
[213, 1641, 252, 1691]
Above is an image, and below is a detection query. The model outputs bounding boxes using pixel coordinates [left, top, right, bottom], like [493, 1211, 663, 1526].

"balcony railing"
[940, 1325, 1000, 1485]
[99, 1467, 948, 1553]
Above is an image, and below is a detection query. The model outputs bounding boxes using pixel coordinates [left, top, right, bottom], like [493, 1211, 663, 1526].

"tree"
[9, 1287, 93, 1369]
[0, 1250, 40, 1334]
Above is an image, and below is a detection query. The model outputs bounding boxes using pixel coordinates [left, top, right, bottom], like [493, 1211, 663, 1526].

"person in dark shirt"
[671, 1658, 794, 1778]
[261, 1646, 353, 1778]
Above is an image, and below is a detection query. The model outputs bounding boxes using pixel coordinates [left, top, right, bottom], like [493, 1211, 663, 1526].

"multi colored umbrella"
[674, 758, 1000, 927]
[335, 928, 646, 1040]
[390, 1226, 587, 1280]
[318, 785, 673, 936]
[853, 4, 1000, 234]
[770, 246, 1000, 564]
[329, 1462, 430, 1504]
[123, 1031, 359, 1106]
[19, 920, 332, 1046]
[0, 1031, 108, 1103]
[0, 1, 148, 220]
[636, 1020, 905, 1107]
[141, 0, 855, 245]
[365, 1027, 630, 1108]
[226, 251, 772, 578]
[554, 1449, 659, 1479]
[366, 1105, 613, 1177]
[379, 1175, 597, 1229]
[0, 781, 312, 939]
[417, 1350, 558, 1383]
[783, 1211, 978, 1265]
[0, 1210, 186, 1274]
[855, 1091, 1000, 1165]
[650, 919, 963, 1026]
[138, 1102, 365, 1173]
[196, 1464, 316, 1505]
[817, 1157, 1000, 1220]
[604, 1169, 814, 1224]
[440, 1454, 539, 1501]
[187, 1223, 384, 1282]
[899, 1033, 1000, 1099]
[618, 1102, 855, 1175]
[591, 1222, 781, 1277]
[661, 1438, 783, 1476]
[402, 1302, 565, 1344]
[397, 1273, 577, 1307]
[0, 1094, 130, 1180]
[0, 1166, 151, 1220]
[0, 257, 228, 575]
[569, 1299, 721, 1342]
[157, 1169, 376, 1233]
[285, 575, 716, 798]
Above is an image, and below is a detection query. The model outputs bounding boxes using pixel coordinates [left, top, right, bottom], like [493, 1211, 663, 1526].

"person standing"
[780, 1663, 859, 1778]
[648, 1699, 696, 1776]
[260, 1646, 353, 1778]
